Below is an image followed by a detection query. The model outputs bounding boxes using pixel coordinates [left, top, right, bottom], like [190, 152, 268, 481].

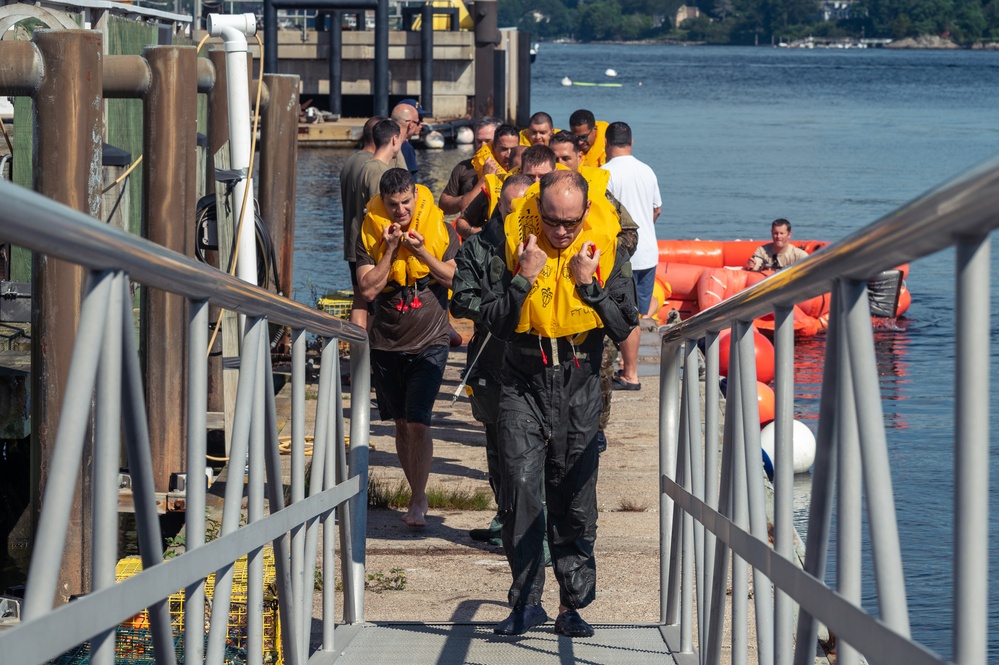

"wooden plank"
[213, 144, 240, 457]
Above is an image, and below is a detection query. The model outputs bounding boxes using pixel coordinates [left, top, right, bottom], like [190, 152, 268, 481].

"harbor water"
[292, 44, 999, 660]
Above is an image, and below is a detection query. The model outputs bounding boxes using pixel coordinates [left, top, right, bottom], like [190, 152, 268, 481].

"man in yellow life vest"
[471, 123, 521, 181]
[356, 168, 459, 528]
[480, 171, 639, 638]
[519, 111, 558, 146]
[551, 129, 639, 452]
[450, 173, 535, 547]
[454, 144, 557, 239]
[569, 109, 609, 168]
[439, 116, 502, 215]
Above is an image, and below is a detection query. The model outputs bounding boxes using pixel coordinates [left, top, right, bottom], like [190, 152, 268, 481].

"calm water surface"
[294, 44, 999, 660]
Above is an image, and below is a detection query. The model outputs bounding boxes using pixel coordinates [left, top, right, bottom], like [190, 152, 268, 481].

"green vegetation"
[366, 568, 408, 593]
[615, 497, 650, 512]
[163, 511, 232, 559]
[368, 476, 495, 511]
[499, 0, 999, 45]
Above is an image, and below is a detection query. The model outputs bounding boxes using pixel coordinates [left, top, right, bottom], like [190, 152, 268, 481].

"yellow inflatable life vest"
[578, 164, 610, 196]
[483, 173, 505, 217]
[579, 120, 609, 168]
[471, 142, 510, 179]
[361, 184, 450, 288]
[503, 183, 620, 338]
[519, 127, 562, 146]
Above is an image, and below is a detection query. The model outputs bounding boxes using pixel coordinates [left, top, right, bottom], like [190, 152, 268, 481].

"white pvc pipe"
[207, 13, 258, 295]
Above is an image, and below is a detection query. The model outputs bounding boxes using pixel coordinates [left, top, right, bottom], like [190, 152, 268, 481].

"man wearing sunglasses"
[480, 170, 639, 639]
[568, 108, 609, 168]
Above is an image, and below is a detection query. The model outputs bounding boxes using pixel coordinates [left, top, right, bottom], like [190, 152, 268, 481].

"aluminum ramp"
[315, 622, 698, 664]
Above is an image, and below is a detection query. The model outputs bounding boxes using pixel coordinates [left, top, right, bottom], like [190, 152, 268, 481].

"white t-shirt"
[603, 154, 663, 271]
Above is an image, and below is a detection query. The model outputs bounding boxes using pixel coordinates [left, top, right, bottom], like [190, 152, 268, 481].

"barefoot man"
[357, 168, 458, 526]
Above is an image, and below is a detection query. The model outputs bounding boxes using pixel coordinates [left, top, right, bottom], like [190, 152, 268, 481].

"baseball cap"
[400, 98, 429, 117]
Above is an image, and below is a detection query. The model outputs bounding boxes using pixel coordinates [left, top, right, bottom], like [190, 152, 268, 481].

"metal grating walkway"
[317, 622, 694, 664]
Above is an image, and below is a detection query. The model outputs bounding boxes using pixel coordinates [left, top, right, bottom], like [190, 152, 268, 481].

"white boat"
[561, 76, 572, 87]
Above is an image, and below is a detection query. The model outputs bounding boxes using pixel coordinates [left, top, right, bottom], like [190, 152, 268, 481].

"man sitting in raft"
[520, 111, 558, 146]
[569, 109, 609, 168]
[480, 170, 639, 638]
[356, 168, 458, 527]
[744, 218, 809, 271]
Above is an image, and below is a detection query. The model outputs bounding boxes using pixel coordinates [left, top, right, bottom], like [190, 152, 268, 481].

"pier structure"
[0, 0, 529, 599]
[0, 7, 998, 665]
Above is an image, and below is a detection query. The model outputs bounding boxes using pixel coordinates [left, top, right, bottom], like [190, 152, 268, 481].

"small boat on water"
[649, 239, 911, 336]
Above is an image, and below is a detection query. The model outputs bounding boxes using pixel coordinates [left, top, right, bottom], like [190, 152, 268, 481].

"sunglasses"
[539, 203, 586, 229]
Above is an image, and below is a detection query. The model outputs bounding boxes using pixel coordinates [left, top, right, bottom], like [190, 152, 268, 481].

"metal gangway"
[0, 177, 372, 665]
[0, 144, 998, 663]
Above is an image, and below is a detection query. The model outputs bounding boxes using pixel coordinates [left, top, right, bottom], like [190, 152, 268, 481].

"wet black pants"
[496, 364, 601, 610]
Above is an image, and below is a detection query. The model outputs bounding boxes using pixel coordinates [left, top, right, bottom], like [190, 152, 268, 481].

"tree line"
[498, 0, 999, 45]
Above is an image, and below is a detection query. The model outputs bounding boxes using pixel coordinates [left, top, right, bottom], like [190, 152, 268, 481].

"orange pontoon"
[649, 240, 910, 336]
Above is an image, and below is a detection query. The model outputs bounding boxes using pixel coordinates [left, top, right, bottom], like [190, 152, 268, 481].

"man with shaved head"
[480, 170, 639, 639]
[520, 111, 557, 146]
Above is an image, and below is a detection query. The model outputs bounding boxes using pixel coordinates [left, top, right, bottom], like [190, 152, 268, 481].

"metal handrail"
[0, 178, 365, 343]
[658, 154, 997, 665]
[0, 177, 370, 665]
[662, 153, 999, 343]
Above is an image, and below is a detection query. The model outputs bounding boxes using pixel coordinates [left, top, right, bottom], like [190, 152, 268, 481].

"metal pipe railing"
[0, 177, 370, 665]
[0, 179, 365, 343]
[660, 154, 999, 665]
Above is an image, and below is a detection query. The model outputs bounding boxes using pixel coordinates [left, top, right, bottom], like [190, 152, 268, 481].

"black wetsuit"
[479, 240, 638, 610]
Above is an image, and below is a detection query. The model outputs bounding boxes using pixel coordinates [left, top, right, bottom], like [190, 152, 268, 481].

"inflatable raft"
[648, 240, 911, 337]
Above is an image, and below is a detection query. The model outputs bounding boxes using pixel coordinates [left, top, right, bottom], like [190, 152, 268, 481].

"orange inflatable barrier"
[654, 240, 909, 335]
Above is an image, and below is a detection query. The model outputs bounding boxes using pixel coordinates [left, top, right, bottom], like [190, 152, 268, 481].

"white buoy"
[455, 126, 474, 145]
[561, 76, 572, 87]
[760, 420, 816, 474]
[423, 130, 445, 149]
[605, 68, 618, 77]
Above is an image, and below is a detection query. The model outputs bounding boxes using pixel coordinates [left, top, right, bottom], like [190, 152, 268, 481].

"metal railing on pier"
[0, 178, 370, 665]
[659, 154, 999, 665]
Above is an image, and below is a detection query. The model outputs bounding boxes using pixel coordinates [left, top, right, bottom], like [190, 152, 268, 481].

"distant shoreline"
[539, 36, 999, 50]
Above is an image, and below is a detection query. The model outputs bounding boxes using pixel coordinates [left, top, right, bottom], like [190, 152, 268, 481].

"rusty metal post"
[258, 72, 298, 355]
[207, 48, 230, 193]
[258, 73, 300, 305]
[142, 46, 199, 492]
[0, 42, 43, 94]
[31, 29, 103, 603]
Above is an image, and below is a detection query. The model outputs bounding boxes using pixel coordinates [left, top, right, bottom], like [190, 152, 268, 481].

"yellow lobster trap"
[318, 290, 354, 357]
[52, 548, 283, 664]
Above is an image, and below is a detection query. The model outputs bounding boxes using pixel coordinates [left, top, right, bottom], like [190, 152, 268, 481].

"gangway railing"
[0, 177, 370, 665]
[659, 154, 999, 665]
